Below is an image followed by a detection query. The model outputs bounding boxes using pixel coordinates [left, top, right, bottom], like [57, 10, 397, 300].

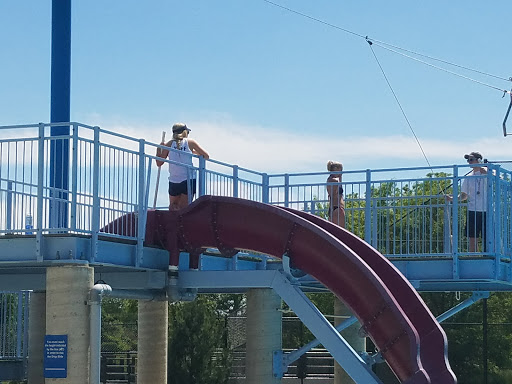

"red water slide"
[143, 195, 456, 383]
[280, 207, 456, 383]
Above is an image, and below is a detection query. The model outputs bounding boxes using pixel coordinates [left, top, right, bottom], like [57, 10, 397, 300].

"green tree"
[101, 298, 137, 352]
[168, 296, 231, 384]
[203, 294, 246, 316]
[422, 292, 512, 384]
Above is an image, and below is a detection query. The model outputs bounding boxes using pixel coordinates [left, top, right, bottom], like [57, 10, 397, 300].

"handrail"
[1, 122, 511, 264]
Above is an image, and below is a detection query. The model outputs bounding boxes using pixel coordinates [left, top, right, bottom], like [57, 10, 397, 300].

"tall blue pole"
[49, 0, 71, 229]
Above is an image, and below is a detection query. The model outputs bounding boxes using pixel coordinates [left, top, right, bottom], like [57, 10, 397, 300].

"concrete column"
[334, 298, 366, 384]
[246, 288, 282, 384]
[28, 291, 46, 384]
[137, 300, 168, 384]
[46, 265, 93, 384]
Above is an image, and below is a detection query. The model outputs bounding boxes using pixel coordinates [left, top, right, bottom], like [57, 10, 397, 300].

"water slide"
[141, 195, 456, 383]
[280, 207, 456, 383]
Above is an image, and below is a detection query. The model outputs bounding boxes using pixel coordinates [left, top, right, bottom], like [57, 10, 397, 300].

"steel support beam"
[436, 291, 490, 323]
[271, 272, 382, 384]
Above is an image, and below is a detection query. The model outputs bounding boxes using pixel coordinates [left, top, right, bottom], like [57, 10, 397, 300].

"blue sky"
[1, 1, 511, 173]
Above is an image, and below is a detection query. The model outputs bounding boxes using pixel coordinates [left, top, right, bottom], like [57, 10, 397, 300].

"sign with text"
[44, 334, 68, 378]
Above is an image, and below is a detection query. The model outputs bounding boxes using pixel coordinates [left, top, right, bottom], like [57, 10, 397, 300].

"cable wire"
[261, 0, 366, 39]
[370, 40, 512, 95]
[261, 0, 512, 94]
[367, 40, 433, 171]
[370, 39, 512, 83]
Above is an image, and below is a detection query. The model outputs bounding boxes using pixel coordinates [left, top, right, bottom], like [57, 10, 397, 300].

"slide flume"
[141, 196, 456, 383]
[280, 206, 456, 383]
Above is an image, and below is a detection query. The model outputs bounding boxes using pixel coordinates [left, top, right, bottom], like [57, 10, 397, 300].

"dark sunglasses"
[467, 157, 478, 162]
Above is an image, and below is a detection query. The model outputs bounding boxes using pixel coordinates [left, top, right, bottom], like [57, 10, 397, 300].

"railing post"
[6, 181, 12, 232]
[144, 159, 152, 211]
[452, 166, 460, 279]
[443, 203, 452, 254]
[198, 156, 206, 197]
[36, 123, 45, 261]
[70, 123, 78, 231]
[262, 173, 269, 204]
[372, 202, 378, 248]
[364, 169, 372, 244]
[136, 139, 146, 268]
[233, 165, 239, 198]
[492, 164, 501, 276]
[91, 126, 101, 262]
[284, 174, 290, 208]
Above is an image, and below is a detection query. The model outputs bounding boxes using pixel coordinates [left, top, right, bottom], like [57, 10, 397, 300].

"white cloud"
[3, 116, 511, 174]
[97, 116, 512, 174]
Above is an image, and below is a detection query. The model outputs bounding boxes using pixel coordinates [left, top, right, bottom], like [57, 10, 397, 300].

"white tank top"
[168, 138, 195, 183]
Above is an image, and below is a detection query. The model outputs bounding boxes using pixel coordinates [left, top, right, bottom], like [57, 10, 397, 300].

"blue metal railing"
[1, 122, 511, 267]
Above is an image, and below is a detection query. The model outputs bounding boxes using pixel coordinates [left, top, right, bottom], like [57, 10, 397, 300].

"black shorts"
[168, 179, 197, 197]
[466, 210, 486, 240]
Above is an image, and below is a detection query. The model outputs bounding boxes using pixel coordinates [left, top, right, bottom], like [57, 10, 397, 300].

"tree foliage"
[101, 298, 138, 352]
[100, 295, 237, 382]
[423, 292, 512, 384]
[168, 296, 231, 384]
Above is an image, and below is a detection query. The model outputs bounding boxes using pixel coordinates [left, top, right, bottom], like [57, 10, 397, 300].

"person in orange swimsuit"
[326, 160, 345, 228]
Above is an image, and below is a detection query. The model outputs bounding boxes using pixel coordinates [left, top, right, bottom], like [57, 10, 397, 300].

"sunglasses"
[467, 157, 478, 162]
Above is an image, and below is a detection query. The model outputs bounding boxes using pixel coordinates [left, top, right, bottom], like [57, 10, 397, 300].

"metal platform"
[1, 234, 511, 293]
[1, 122, 511, 293]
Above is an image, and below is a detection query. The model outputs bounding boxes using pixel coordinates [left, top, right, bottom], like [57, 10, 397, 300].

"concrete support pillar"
[246, 288, 282, 384]
[137, 300, 168, 384]
[334, 298, 366, 384]
[27, 291, 46, 384]
[46, 265, 93, 384]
